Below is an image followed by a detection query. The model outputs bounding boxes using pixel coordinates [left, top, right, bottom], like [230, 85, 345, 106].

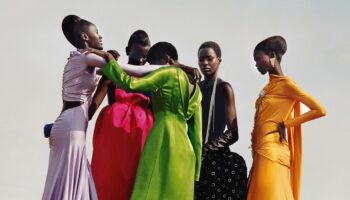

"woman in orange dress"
[247, 36, 326, 200]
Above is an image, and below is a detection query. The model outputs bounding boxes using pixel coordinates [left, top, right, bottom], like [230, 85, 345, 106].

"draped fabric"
[102, 60, 202, 200]
[43, 51, 98, 200]
[288, 102, 302, 200]
[248, 74, 325, 200]
[91, 87, 153, 200]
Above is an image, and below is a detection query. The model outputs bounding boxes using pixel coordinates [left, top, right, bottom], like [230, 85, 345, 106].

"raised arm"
[118, 63, 165, 77]
[102, 59, 171, 93]
[283, 80, 326, 127]
[84, 49, 167, 77]
[85, 53, 107, 68]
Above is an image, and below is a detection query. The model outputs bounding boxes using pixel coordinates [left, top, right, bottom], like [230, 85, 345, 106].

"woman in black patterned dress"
[195, 41, 247, 200]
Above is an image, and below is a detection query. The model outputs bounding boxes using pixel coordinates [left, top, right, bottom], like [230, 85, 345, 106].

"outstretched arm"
[102, 59, 172, 93]
[118, 63, 165, 77]
[85, 48, 172, 77]
[83, 48, 171, 92]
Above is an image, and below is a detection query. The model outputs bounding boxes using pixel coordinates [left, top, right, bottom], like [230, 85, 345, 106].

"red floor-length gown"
[91, 87, 153, 200]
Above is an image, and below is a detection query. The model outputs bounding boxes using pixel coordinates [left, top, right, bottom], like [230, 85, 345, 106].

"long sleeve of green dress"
[102, 59, 170, 92]
[102, 59, 203, 200]
[187, 103, 202, 181]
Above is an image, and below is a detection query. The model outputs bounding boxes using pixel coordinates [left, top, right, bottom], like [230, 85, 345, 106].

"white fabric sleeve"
[118, 63, 169, 77]
[84, 51, 168, 76]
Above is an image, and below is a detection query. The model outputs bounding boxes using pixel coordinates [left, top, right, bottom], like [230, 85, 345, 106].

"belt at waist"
[62, 101, 84, 113]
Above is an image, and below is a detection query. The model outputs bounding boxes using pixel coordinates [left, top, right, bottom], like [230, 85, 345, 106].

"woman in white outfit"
[42, 15, 169, 200]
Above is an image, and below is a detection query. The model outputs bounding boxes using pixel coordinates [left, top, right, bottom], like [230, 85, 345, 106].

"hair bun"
[61, 15, 93, 49]
[62, 15, 81, 26]
[269, 36, 287, 55]
[254, 35, 287, 61]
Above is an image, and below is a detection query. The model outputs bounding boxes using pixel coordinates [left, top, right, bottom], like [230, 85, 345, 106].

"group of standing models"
[42, 15, 326, 200]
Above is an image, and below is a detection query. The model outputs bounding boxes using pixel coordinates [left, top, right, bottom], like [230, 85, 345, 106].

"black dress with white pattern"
[195, 79, 247, 200]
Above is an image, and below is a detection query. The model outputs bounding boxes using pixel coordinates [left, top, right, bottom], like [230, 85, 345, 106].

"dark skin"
[198, 47, 239, 157]
[88, 39, 149, 120]
[80, 24, 103, 50]
[49, 23, 103, 148]
[88, 44, 201, 120]
[86, 48, 197, 95]
[198, 48, 221, 79]
[253, 50, 286, 142]
[126, 39, 151, 65]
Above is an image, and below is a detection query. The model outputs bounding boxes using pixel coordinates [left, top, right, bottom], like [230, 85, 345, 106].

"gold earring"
[270, 57, 276, 68]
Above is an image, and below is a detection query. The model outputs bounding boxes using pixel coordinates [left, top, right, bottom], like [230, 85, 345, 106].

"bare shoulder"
[221, 81, 235, 98]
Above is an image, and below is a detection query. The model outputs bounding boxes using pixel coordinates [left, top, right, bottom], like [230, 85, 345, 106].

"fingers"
[107, 50, 120, 59]
[278, 122, 286, 143]
[194, 68, 202, 82]
[180, 66, 201, 84]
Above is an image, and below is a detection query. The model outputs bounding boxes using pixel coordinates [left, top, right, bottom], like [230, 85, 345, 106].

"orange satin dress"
[247, 74, 326, 200]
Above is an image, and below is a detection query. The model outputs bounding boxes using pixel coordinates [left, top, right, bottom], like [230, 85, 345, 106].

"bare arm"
[223, 83, 239, 142]
[84, 49, 168, 77]
[88, 76, 112, 120]
[203, 83, 238, 151]
[85, 53, 107, 68]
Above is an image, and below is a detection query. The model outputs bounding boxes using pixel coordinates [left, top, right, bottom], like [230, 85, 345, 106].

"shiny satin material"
[102, 60, 202, 200]
[62, 51, 97, 102]
[43, 101, 97, 200]
[91, 88, 153, 200]
[43, 51, 98, 200]
[248, 74, 324, 200]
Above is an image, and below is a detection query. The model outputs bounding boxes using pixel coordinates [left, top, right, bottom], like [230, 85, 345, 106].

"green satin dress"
[102, 60, 202, 200]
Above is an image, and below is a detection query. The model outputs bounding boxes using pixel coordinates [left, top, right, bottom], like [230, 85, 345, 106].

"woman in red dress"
[89, 30, 153, 200]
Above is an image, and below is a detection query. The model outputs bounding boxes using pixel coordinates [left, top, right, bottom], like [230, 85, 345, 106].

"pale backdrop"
[0, 0, 349, 199]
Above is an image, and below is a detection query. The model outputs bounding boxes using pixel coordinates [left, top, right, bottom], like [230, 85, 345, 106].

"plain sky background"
[1, 0, 349, 199]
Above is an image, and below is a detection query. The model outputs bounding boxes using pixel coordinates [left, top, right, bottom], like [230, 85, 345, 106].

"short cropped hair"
[146, 42, 178, 62]
[198, 41, 222, 58]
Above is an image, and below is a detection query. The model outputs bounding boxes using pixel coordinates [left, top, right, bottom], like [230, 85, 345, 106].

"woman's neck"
[268, 62, 284, 76]
[204, 74, 219, 86]
[204, 72, 218, 81]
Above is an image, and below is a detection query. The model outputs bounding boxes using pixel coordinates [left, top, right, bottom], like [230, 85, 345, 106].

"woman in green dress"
[88, 42, 202, 200]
